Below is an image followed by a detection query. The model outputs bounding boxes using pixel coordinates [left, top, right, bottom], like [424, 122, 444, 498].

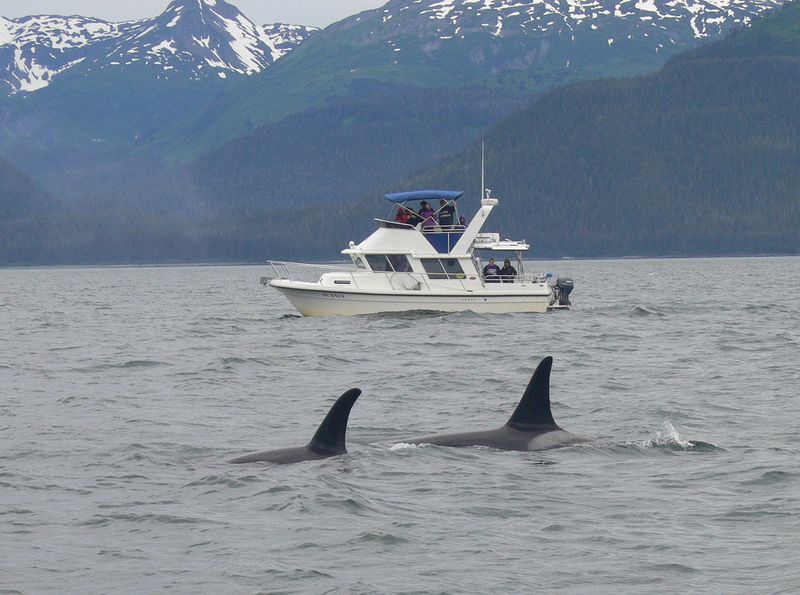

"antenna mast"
[480, 137, 485, 199]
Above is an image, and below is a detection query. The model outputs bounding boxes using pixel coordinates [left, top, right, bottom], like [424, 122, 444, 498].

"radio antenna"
[480, 136, 485, 199]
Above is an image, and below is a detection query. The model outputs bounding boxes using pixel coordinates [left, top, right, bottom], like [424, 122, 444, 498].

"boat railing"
[421, 224, 467, 233]
[481, 272, 551, 285]
[263, 260, 359, 286]
[375, 219, 467, 233]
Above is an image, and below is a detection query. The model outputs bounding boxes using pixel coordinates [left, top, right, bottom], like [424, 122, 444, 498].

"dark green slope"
[0, 64, 229, 172]
[396, 3, 800, 256]
[0, 157, 54, 217]
[0, 157, 60, 264]
[186, 84, 528, 208]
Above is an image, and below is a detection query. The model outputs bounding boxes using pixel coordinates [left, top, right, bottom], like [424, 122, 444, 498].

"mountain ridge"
[0, 1, 318, 95]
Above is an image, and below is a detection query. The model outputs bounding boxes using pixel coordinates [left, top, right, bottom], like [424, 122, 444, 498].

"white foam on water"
[643, 419, 694, 449]
[389, 442, 424, 451]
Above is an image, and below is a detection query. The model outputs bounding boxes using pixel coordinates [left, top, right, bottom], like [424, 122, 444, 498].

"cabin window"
[421, 258, 446, 279]
[441, 258, 465, 278]
[387, 254, 411, 272]
[422, 258, 465, 280]
[365, 254, 411, 273]
[352, 256, 366, 269]
[366, 255, 391, 271]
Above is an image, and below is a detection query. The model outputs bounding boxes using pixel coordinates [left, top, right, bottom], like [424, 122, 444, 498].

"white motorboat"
[262, 189, 574, 316]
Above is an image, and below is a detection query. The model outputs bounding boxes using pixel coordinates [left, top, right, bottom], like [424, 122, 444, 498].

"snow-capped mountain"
[328, 0, 784, 76]
[0, 0, 317, 94]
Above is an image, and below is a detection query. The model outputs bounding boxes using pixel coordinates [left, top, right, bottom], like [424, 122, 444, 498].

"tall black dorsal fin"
[308, 389, 361, 456]
[506, 357, 560, 431]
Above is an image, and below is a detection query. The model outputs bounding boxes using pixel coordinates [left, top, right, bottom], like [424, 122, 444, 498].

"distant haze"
[0, 0, 386, 28]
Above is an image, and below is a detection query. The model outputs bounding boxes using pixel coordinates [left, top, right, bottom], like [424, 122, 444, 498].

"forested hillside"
[0, 158, 58, 264]
[187, 84, 528, 208]
[0, 158, 52, 216]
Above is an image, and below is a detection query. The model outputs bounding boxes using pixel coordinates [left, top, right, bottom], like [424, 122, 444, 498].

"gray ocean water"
[1, 257, 799, 593]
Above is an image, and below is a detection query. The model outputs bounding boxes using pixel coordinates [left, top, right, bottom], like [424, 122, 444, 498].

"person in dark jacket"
[483, 258, 501, 283]
[438, 199, 455, 227]
[500, 258, 517, 283]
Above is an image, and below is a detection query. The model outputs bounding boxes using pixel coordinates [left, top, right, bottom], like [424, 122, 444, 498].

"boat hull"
[270, 281, 551, 316]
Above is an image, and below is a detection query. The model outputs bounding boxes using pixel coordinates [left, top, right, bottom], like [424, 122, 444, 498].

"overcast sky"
[0, 0, 387, 28]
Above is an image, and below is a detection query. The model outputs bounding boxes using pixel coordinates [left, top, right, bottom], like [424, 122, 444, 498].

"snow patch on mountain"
[0, 15, 127, 93]
[0, 17, 13, 46]
[263, 23, 320, 59]
[403, 0, 783, 40]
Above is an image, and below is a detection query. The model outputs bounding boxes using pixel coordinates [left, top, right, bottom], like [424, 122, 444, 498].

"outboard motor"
[553, 278, 574, 307]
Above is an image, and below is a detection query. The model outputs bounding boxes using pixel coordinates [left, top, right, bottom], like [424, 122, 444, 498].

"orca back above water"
[229, 388, 361, 464]
[408, 357, 588, 451]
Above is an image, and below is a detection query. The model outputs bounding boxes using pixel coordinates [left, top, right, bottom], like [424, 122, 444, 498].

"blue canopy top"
[384, 190, 464, 204]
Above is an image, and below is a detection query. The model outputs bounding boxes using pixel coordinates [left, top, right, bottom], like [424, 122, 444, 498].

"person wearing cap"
[483, 257, 501, 283]
[500, 258, 517, 283]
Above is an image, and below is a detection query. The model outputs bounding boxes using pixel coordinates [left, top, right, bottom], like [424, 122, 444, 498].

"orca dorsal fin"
[308, 389, 361, 456]
[506, 357, 560, 432]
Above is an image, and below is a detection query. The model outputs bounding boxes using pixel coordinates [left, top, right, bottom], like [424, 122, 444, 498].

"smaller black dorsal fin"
[308, 389, 361, 456]
[506, 357, 560, 432]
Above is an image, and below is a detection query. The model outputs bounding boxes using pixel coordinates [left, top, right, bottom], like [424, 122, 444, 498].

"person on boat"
[458, 215, 467, 229]
[483, 258, 501, 283]
[438, 199, 455, 228]
[407, 210, 422, 226]
[394, 207, 411, 224]
[500, 258, 517, 283]
[419, 201, 437, 229]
